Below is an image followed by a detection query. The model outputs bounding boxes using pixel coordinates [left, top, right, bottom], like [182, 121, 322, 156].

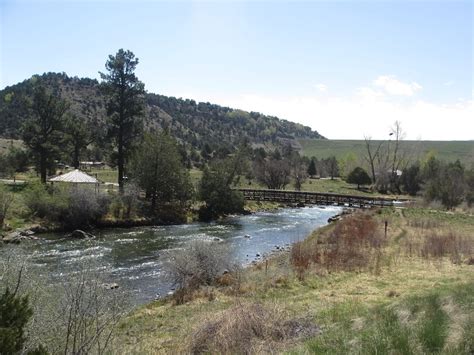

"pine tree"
[307, 158, 317, 178]
[21, 85, 68, 183]
[100, 49, 145, 193]
[346, 167, 371, 190]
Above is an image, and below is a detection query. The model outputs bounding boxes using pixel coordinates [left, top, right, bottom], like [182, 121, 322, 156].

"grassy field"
[299, 139, 474, 165]
[238, 175, 407, 199]
[0, 138, 23, 153]
[114, 207, 474, 353]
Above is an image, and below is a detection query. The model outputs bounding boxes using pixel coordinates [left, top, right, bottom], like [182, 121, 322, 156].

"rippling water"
[2, 206, 341, 305]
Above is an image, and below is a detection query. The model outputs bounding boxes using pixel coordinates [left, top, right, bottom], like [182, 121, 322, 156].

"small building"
[48, 169, 102, 193]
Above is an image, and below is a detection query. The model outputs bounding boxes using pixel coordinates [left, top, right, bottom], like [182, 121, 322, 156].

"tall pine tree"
[21, 85, 68, 183]
[100, 49, 145, 192]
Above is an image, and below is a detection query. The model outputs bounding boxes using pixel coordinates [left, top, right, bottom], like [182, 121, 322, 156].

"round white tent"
[49, 169, 100, 184]
[48, 169, 102, 193]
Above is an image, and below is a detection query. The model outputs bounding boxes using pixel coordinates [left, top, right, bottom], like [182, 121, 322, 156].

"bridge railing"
[235, 188, 407, 207]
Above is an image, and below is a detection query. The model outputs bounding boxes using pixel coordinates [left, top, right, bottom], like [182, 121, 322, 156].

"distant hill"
[0, 73, 324, 154]
[299, 139, 474, 165]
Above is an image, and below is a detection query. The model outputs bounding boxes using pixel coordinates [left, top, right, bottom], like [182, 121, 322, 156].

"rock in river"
[69, 230, 95, 239]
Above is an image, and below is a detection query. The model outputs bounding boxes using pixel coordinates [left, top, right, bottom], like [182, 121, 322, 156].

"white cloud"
[373, 75, 422, 96]
[181, 92, 472, 140]
[314, 83, 327, 92]
[180, 75, 472, 140]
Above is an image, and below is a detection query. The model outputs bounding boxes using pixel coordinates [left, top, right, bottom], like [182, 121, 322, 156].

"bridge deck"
[237, 188, 402, 207]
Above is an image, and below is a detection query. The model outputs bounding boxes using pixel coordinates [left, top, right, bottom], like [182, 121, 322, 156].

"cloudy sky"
[1, 0, 472, 140]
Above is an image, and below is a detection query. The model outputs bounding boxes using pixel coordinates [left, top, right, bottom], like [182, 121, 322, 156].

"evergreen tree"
[199, 157, 244, 220]
[64, 114, 93, 168]
[325, 156, 339, 180]
[129, 132, 193, 213]
[0, 287, 47, 354]
[401, 163, 422, 196]
[0, 288, 32, 353]
[100, 49, 145, 192]
[307, 158, 317, 178]
[21, 86, 68, 183]
[346, 167, 371, 189]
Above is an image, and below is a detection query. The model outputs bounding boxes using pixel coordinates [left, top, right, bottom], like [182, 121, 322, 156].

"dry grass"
[188, 302, 319, 354]
[290, 212, 385, 278]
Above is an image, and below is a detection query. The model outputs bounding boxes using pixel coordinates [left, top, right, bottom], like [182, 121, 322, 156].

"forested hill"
[0, 72, 324, 151]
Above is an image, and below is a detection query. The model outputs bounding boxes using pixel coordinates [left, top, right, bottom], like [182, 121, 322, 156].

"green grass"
[299, 139, 474, 165]
[239, 176, 406, 199]
[86, 168, 118, 184]
[0, 138, 23, 154]
[299, 283, 473, 354]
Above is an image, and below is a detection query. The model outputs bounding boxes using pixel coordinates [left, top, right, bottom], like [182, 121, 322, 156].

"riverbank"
[0, 199, 290, 244]
[113, 206, 474, 353]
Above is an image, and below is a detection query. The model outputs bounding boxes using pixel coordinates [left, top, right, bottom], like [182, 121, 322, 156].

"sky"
[1, 0, 472, 140]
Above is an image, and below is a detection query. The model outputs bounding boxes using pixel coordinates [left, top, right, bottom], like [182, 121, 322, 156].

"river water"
[3, 206, 341, 305]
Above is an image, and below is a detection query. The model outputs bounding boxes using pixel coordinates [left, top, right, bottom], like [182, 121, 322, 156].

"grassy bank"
[114, 206, 474, 353]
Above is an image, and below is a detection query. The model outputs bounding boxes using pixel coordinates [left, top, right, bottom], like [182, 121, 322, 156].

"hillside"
[299, 138, 474, 165]
[0, 73, 324, 153]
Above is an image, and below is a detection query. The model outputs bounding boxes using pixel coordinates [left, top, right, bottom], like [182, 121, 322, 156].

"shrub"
[188, 302, 319, 354]
[346, 167, 371, 189]
[188, 303, 284, 354]
[24, 183, 110, 229]
[0, 248, 125, 354]
[23, 183, 67, 222]
[290, 241, 312, 280]
[120, 182, 141, 219]
[164, 241, 238, 303]
[62, 188, 110, 229]
[291, 213, 385, 275]
[0, 185, 14, 229]
[199, 159, 244, 221]
[419, 232, 473, 264]
[0, 287, 33, 354]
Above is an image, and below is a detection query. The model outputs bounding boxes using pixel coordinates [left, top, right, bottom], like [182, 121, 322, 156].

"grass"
[299, 139, 474, 166]
[86, 168, 118, 184]
[239, 176, 407, 199]
[0, 138, 23, 154]
[113, 206, 474, 354]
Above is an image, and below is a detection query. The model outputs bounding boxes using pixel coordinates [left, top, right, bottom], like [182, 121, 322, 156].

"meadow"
[299, 139, 474, 165]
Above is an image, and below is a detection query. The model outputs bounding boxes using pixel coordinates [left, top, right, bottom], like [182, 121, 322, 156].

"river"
[2, 206, 341, 305]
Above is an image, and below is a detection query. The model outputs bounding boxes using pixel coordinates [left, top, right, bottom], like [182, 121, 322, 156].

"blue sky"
[1, 0, 472, 140]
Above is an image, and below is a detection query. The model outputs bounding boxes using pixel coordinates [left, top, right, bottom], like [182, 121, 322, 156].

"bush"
[24, 183, 110, 229]
[199, 160, 244, 221]
[419, 232, 473, 264]
[0, 185, 14, 229]
[23, 183, 67, 222]
[0, 248, 125, 354]
[290, 241, 312, 280]
[62, 188, 110, 229]
[0, 287, 33, 354]
[346, 167, 371, 189]
[188, 303, 285, 354]
[291, 213, 385, 274]
[165, 241, 238, 303]
[188, 302, 320, 354]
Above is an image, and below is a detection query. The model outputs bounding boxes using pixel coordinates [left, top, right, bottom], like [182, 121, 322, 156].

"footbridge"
[237, 188, 405, 208]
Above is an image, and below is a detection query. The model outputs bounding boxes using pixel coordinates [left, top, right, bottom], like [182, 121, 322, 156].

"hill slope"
[299, 139, 474, 165]
[0, 73, 324, 152]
